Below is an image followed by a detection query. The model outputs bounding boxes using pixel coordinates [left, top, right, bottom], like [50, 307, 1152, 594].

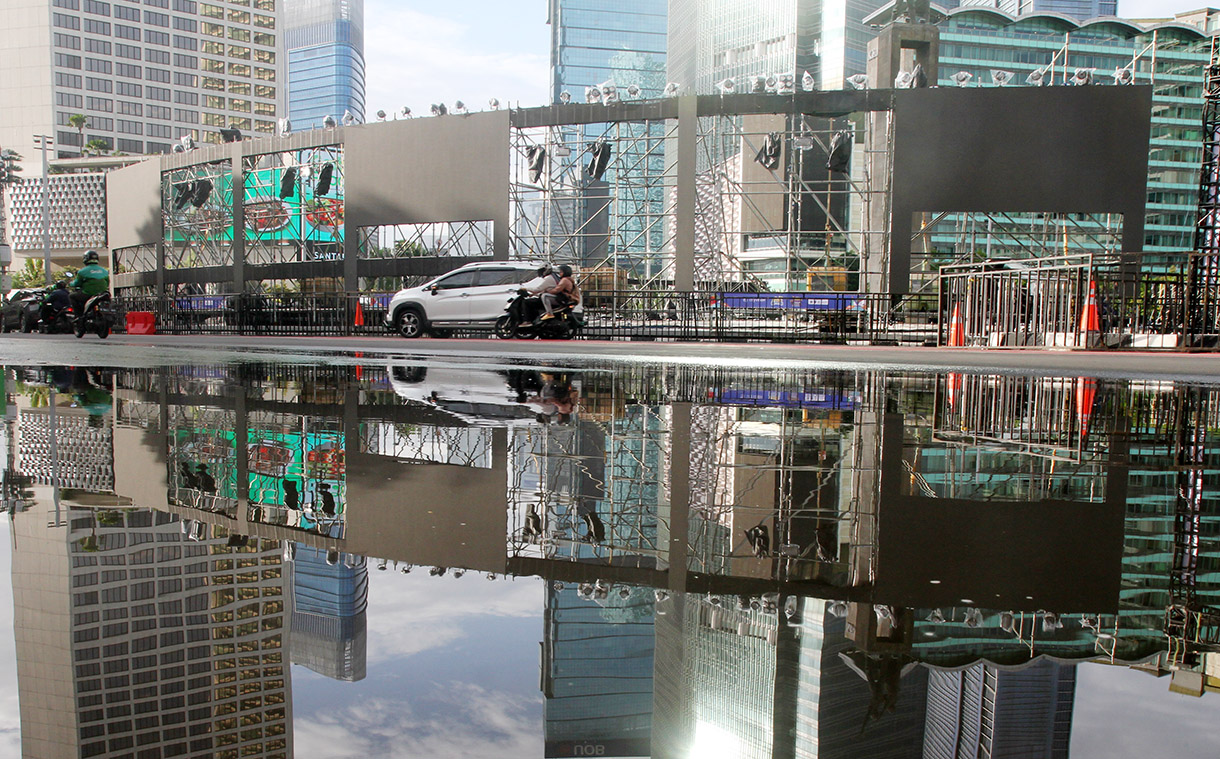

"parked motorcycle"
[74, 292, 114, 339]
[494, 290, 582, 340]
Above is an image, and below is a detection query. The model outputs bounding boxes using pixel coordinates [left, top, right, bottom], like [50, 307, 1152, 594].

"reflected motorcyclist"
[70, 249, 110, 319]
[40, 281, 72, 324]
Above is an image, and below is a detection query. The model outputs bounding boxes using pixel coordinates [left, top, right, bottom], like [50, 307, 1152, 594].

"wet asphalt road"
[3, 332, 1220, 382]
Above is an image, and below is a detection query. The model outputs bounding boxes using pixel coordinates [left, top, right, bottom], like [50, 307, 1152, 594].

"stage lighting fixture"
[846, 73, 869, 90]
[322, 114, 338, 128]
[559, 90, 572, 104]
[990, 69, 1014, 86]
[802, 70, 816, 91]
[663, 82, 679, 96]
[951, 71, 973, 87]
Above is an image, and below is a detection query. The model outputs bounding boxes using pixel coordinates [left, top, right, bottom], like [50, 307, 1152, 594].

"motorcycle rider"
[540, 264, 579, 320]
[70, 250, 110, 319]
[40, 281, 72, 325]
[519, 264, 559, 324]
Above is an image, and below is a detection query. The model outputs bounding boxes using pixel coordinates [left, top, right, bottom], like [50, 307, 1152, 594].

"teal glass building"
[548, 0, 668, 102]
[286, 0, 366, 130]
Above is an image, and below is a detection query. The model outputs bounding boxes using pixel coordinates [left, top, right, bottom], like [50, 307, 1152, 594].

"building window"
[227, 62, 250, 78]
[253, 13, 273, 28]
[54, 32, 81, 49]
[202, 21, 224, 36]
[116, 119, 142, 134]
[114, 3, 138, 20]
[227, 9, 250, 24]
[202, 40, 224, 55]
[116, 81, 142, 96]
[117, 101, 142, 116]
[85, 77, 112, 93]
[145, 67, 170, 83]
[227, 81, 249, 95]
[253, 49, 274, 64]
[202, 58, 225, 73]
[114, 23, 139, 40]
[53, 0, 80, 8]
[85, 96, 113, 112]
[83, 38, 110, 54]
[173, 53, 197, 68]
[173, 35, 198, 51]
[253, 32, 273, 47]
[84, 19, 112, 35]
[174, 73, 198, 87]
[173, 16, 198, 32]
[174, 91, 198, 105]
[146, 30, 170, 45]
[57, 92, 84, 108]
[227, 45, 250, 59]
[200, 2, 222, 17]
[253, 67, 274, 81]
[254, 119, 274, 134]
[53, 13, 81, 30]
[202, 77, 224, 91]
[84, 57, 110, 73]
[173, 0, 197, 11]
[83, 0, 109, 14]
[148, 123, 173, 138]
[54, 53, 82, 69]
[254, 0, 274, 10]
[147, 86, 171, 101]
[202, 112, 225, 127]
[147, 104, 171, 119]
[146, 49, 170, 64]
[145, 10, 169, 26]
[253, 102, 274, 117]
[115, 43, 140, 59]
[229, 27, 250, 42]
[174, 109, 199, 123]
[228, 98, 250, 113]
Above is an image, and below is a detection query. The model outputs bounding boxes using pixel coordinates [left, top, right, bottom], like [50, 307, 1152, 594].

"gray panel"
[344, 111, 510, 258]
[889, 85, 1152, 292]
[105, 158, 163, 250]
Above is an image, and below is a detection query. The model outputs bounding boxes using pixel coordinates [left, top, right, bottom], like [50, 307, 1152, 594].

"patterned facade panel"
[8, 174, 107, 251]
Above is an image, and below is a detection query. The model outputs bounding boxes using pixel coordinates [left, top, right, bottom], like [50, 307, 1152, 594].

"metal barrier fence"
[937, 252, 1218, 350]
[112, 290, 940, 344]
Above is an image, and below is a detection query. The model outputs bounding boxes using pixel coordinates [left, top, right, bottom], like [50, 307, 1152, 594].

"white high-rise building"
[0, 0, 286, 171]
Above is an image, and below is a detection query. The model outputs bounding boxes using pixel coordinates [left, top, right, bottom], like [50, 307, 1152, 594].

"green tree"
[67, 114, 88, 150]
[83, 138, 111, 156]
[0, 148, 21, 187]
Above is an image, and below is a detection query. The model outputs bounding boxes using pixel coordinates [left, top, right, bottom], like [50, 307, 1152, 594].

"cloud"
[364, 569, 542, 663]
[362, 4, 549, 118]
[293, 683, 543, 759]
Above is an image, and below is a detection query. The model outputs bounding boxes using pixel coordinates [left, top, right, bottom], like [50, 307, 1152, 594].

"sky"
[360, 0, 1210, 119]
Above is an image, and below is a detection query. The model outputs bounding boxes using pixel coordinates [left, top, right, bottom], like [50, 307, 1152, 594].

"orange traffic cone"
[354, 301, 365, 327]
[948, 304, 965, 347]
[1075, 376, 1097, 440]
[947, 372, 963, 411]
[1077, 280, 1099, 347]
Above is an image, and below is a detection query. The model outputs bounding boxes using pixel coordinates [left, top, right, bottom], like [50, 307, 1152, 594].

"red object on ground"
[354, 302, 364, 327]
[948, 304, 965, 347]
[126, 311, 156, 334]
[1078, 279, 1100, 335]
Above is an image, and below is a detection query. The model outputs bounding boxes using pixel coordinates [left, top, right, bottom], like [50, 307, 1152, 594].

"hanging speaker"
[191, 179, 213, 207]
[315, 163, 334, 195]
[279, 167, 297, 199]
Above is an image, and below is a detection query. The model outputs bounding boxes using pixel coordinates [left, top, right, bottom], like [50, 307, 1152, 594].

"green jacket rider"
[71, 250, 110, 296]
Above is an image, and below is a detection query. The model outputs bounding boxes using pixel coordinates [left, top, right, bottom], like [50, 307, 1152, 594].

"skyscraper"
[667, 0, 888, 95]
[0, 0, 286, 166]
[955, 0, 1118, 22]
[284, 0, 366, 130]
[547, 0, 668, 103]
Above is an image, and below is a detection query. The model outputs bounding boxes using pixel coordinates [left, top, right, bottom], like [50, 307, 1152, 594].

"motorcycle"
[494, 289, 582, 340]
[38, 304, 75, 334]
[74, 292, 114, 339]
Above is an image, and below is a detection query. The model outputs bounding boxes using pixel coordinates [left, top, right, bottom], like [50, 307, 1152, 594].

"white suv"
[384, 261, 552, 338]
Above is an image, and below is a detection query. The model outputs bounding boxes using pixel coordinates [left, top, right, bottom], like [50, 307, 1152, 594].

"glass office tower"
[957, 0, 1118, 21]
[548, 0, 668, 103]
[285, 0, 366, 130]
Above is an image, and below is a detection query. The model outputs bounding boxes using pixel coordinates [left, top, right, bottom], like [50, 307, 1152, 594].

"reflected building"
[11, 495, 291, 759]
[287, 545, 368, 682]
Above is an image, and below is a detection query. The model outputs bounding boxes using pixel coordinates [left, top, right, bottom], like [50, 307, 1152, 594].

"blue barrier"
[717, 292, 864, 310]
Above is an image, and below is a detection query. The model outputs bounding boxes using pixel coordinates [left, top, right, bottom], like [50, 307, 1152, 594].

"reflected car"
[1, 288, 49, 333]
[383, 261, 555, 338]
[387, 362, 575, 426]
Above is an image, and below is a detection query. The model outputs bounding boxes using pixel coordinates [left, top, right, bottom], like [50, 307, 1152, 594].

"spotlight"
[278, 167, 297, 199]
[559, 90, 572, 104]
[777, 72, 795, 95]
[172, 180, 196, 210]
[926, 608, 945, 623]
[585, 86, 601, 104]
[430, 103, 447, 116]
[219, 126, 242, 143]
[586, 140, 611, 181]
[718, 77, 735, 94]
[894, 71, 914, 89]
[1026, 68, 1047, 86]
[401, 106, 412, 118]
[577, 583, 594, 600]
[179, 134, 197, 150]
[342, 110, 356, 126]
[802, 70, 816, 91]
[488, 97, 501, 110]
[826, 129, 852, 173]
[625, 83, 640, 98]
[764, 74, 778, 92]
[277, 117, 291, 135]
[172, 143, 185, 153]
[754, 132, 781, 170]
[663, 82, 679, 97]
[401, 566, 411, 574]
[600, 82, 618, 104]
[951, 71, 973, 87]
[618, 587, 631, 600]
[1113, 66, 1134, 85]
[376, 109, 387, 121]
[322, 114, 337, 128]
[453, 569, 465, 578]
[846, 73, 869, 90]
[429, 566, 446, 576]
[1072, 67, 1095, 86]
[964, 607, 982, 628]
[526, 145, 547, 184]
[191, 178, 212, 207]
[751, 75, 766, 93]
[743, 525, 770, 556]
[990, 69, 1014, 86]
[315, 163, 334, 195]
[581, 510, 606, 542]
[999, 611, 1015, 632]
[654, 589, 670, 603]
[453, 100, 468, 114]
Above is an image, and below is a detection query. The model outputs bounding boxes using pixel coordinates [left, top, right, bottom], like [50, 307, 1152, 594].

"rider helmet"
[56, 281, 67, 290]
[536, 264, 553, 278]
[83, 249, 100, 265]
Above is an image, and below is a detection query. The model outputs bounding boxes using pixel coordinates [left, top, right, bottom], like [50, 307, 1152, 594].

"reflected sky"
[0, 358, 1217, 759]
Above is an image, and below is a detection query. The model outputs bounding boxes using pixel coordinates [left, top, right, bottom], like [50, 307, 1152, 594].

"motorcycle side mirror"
[429, 285, 439, 295]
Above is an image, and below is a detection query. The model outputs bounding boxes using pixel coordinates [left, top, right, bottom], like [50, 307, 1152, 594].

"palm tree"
[67, 113, 88, 152]
[83, 138, 111, 157]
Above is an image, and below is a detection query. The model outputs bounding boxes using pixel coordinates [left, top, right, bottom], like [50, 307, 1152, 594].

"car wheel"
[20, 312, 34, 333]
[397, 309, 424, 338]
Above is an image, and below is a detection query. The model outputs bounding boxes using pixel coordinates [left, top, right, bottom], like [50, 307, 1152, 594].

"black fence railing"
[111, 290, 941, 344]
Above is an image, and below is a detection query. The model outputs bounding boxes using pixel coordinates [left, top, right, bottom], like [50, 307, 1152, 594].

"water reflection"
[1, 360, 1217, 758]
